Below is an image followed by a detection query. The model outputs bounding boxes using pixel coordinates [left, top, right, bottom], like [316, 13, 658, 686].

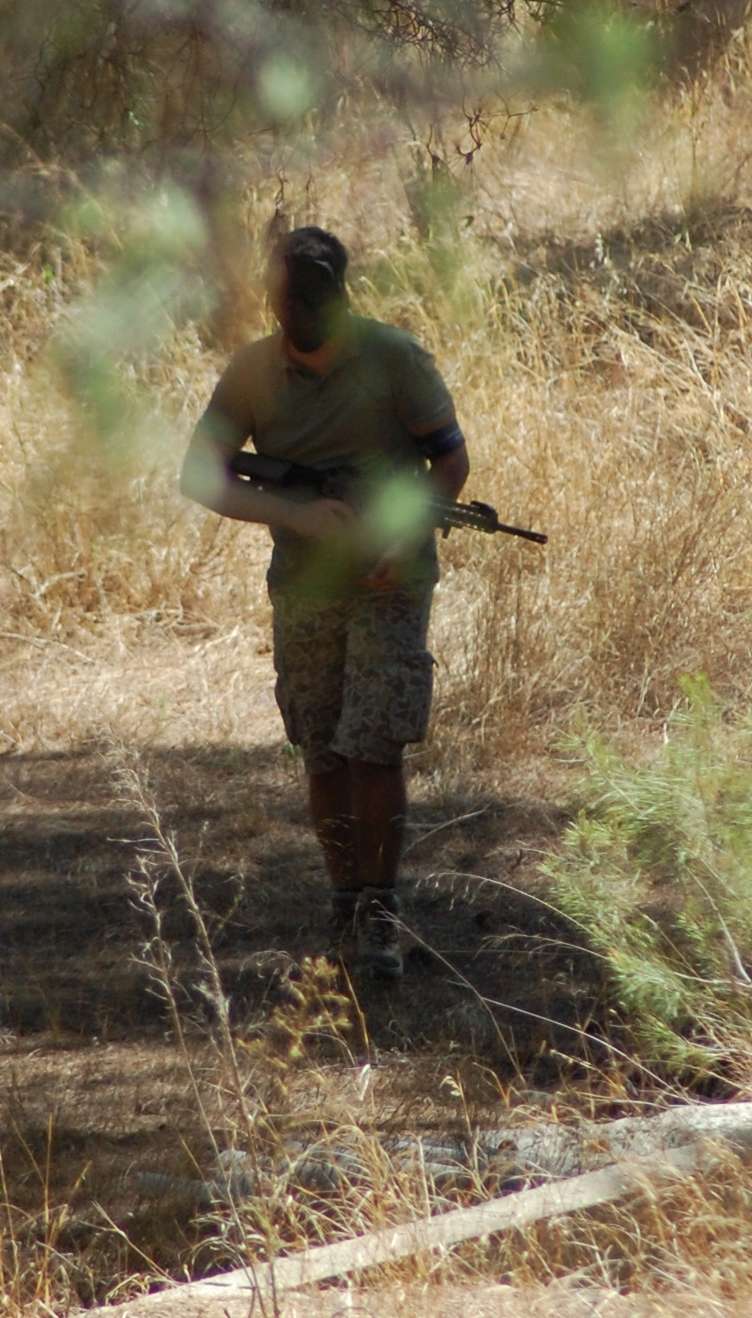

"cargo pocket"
[384, 651, 435, 744]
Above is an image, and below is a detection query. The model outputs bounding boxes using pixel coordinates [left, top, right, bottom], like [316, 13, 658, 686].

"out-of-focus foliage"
[0, 0, 519, 172]
[1, 0, 748, 472]
[1, 0, 744, 183]
[0, 0, 650, 355]
[56, 184, 210, 451]
[532, 4, 658, 139]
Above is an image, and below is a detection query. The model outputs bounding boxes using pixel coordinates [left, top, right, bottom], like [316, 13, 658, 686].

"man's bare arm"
[179, 427, 355, 539]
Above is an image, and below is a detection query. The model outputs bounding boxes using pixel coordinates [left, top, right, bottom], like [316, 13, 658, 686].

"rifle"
[228, 451, 547, 546]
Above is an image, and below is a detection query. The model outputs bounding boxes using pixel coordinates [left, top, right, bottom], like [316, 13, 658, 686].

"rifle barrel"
[438, 501, 547, 545]
[492, 521, 548, 545]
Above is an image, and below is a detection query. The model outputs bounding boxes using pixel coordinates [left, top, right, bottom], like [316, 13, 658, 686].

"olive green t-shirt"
[195, 314, 457, 593]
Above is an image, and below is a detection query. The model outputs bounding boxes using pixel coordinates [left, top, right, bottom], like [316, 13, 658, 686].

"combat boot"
[356, 887, 403, 980]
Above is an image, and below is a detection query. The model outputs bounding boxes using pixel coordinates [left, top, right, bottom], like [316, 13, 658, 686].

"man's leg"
[307, 761, 363, 965]
[349, 759, 406, 891]
[308, 758, 406, 974]
[308, 760, 355, 891]
[308, 760, 406, 891]
[273, 587, 431, 974]
[328, 588, 434, 978]
[348, 758, 406, 979]
[271, 591, 362, 958]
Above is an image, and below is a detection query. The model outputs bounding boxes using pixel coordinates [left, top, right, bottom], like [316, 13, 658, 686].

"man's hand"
[360, 543, 409, 591]
[282, 498, 357, 540]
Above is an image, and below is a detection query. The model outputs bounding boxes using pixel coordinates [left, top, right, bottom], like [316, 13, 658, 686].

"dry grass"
[4, 30, 752, 1316]
[4, 67, 752, 761]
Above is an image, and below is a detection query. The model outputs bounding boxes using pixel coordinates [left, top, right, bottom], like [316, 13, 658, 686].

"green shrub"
[544, 675, 752, 1080]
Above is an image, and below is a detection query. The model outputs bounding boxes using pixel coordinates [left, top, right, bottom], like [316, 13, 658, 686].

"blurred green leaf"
[364, 473, 431, 545]
[257, 53, 318, 122]
[54, 185, 212, 455]
[534, 3, 659, 137]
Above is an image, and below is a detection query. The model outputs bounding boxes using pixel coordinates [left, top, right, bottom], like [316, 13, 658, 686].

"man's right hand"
[281, 498, 357, 540]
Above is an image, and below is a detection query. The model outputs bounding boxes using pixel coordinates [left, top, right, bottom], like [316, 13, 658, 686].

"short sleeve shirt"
[195, 315, 458, 592]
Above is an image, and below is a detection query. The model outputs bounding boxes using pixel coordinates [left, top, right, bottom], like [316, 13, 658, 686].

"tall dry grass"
[3, 49, 752, 767]
[5, 31, 752, 1317]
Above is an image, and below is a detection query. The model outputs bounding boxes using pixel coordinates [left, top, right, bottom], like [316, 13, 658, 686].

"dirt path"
[0, 631, 599, 1308]
[1, 629, 587, 1049]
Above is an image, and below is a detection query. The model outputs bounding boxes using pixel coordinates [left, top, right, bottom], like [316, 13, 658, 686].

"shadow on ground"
[0, 740, 614, 1300]
[0, 739, 602, 1076]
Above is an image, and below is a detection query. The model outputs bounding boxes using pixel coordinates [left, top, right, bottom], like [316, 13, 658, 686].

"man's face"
[267, 256, 341, 353]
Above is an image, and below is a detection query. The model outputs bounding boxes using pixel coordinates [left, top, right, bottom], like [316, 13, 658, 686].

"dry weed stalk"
[107, 743, 445, 1304]
[109, 742, 283, 1315]
[0, 1122, 96, 1316]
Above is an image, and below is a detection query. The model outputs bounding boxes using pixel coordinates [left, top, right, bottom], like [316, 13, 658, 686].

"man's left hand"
[361, 547, 406, 591]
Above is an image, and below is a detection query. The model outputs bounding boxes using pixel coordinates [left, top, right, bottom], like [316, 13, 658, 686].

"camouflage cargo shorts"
[270, 587, 435, 773]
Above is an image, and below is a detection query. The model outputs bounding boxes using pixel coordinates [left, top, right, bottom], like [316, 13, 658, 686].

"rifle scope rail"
[438, 499, 547, 545]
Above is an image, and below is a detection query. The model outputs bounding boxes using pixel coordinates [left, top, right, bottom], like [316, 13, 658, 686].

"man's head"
[266, 226, 349, 353]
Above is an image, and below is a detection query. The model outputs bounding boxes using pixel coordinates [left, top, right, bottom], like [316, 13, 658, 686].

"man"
[180, 226, 469, 979]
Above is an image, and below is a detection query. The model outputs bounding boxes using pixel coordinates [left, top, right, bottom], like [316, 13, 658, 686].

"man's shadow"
[0, 741, 601, 1078]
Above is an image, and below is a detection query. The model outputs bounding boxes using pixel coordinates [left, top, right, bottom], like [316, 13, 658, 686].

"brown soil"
[0, 639, 607, 1309]
[0, 724, 589, 1053]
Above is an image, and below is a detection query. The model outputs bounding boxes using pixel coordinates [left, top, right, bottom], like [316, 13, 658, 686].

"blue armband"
[414, 420, 465, 459]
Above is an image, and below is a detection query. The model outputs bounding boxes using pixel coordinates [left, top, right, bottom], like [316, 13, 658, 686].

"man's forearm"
[180, 447, 358, 540]
[182, 469, 299, 530]
[180, 417, 309, 531]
